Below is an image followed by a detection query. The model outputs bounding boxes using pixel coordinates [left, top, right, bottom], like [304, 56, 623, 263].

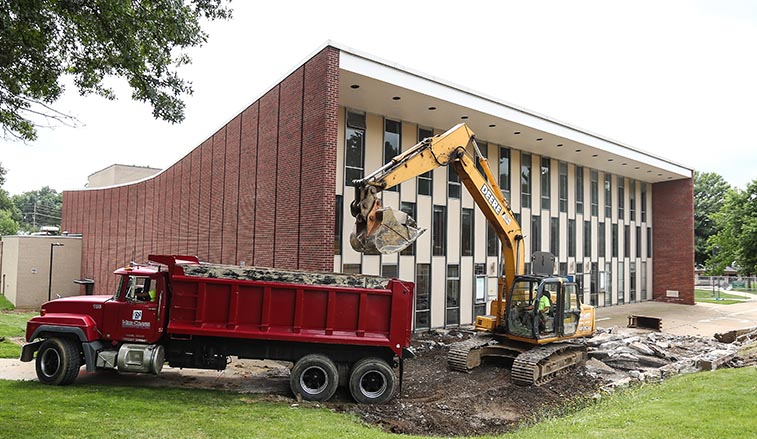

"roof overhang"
[335, 43, 692, 183]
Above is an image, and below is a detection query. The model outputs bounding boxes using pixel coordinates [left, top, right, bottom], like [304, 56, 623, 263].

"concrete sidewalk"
[595, 300, 757, 337]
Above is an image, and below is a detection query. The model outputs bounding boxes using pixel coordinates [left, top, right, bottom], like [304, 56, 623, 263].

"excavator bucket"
[350, 206, 426, 255]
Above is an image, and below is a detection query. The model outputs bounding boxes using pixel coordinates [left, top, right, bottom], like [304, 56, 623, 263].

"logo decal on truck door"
[132, 310, 143, 321]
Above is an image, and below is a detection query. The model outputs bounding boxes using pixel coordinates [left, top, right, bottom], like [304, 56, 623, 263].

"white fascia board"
[338, 49, 692, 179]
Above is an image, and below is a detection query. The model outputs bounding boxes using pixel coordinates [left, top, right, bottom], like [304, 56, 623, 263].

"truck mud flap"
[20, 340, 43, 362]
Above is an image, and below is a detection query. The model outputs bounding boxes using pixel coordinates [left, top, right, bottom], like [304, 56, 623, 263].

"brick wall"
[61, 47, 340, 294]
[652, 177, 695, 304]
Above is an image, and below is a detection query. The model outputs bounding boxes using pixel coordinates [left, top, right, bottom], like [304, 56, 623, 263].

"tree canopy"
[0, 0, 232, 141]
[693, 171, 732, 266]
[709, 180, 757, 275]
[12, 185, 62, 232]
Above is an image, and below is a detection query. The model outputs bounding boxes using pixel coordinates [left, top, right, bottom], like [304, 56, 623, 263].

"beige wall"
[87, 164, 161, 188]
[0, 236, 82, 309]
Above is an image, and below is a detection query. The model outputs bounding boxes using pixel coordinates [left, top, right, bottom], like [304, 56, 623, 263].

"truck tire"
[348, 358, 397, 404]
[290, 354, 339, 402]
[35, 338, 81, 385]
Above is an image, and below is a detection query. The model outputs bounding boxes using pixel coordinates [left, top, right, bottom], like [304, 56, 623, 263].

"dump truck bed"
[151, 256, 414, 357]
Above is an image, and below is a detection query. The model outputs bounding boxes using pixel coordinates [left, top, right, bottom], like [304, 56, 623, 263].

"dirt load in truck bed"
[183, 263, 391, 289]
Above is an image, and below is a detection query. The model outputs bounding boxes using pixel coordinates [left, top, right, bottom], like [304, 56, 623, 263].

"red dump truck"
[21, 255, 414, 404]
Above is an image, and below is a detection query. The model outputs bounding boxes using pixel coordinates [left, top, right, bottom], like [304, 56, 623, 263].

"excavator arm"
[349, 123, 525, 327]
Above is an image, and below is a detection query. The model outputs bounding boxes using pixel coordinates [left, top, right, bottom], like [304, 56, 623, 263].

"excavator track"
[447, 334, 496, 372]
[511, 342, 588, 386]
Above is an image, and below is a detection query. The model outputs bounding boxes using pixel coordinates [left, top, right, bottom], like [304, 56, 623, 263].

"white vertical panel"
[362, 254, 380, 276]
[550, 158, 559, 213]
[416, 196, 432, 263]
[447, 199, 461, 264]
[431, 257, 446, 328]
[474, 208, 486, 260]
[333, 255, 341, 272]
[510, 151, 521, 212]
[567, 163, 575, 218]
[460, 258, 473, 325]
[336, 107, 345, 193]
[364, 113, 382, 177]
[399, 255, 415, 283]
[400, 121, 417, 199]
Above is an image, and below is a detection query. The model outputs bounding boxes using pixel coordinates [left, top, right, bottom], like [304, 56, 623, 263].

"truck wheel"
[35, 338, 81, 385]
[348, 358, 397, 404]
[290, 354, 339, 402]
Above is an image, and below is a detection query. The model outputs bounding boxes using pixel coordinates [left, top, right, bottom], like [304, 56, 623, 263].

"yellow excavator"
[350, 123, 595, 385]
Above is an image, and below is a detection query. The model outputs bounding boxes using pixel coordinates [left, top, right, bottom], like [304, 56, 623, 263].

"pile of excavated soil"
[333, 330, 602, 437]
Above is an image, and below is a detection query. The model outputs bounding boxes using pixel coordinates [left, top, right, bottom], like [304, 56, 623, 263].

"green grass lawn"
[0, 310, 38, 358]
[1, 367, 755, 439]
[0, 294, 14, 310]
[694, 289, 748, 305]
[500, 367, 756, 439]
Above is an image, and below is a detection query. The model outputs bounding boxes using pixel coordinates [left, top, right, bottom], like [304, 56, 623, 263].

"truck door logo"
[132, 310, 143, 321]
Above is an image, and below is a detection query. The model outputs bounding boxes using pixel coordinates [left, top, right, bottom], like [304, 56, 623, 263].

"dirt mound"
[334, 330, 601, 436]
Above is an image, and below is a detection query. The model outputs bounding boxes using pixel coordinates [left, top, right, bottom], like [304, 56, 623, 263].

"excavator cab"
[505, 275, 582, 342]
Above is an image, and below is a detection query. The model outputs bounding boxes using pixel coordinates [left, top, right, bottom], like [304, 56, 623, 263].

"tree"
[693, 171, 732, 267]
[0, 0, 232, 141]
[0, 162, 20, 234]
[710, 179, 757, 275]
[12, 186, 62, 232]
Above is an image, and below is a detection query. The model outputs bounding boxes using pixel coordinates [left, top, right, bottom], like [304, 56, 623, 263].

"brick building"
[61, 42, 694, 329]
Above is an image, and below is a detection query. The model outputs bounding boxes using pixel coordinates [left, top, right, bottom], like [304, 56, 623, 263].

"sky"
[2, 0, 756, 195]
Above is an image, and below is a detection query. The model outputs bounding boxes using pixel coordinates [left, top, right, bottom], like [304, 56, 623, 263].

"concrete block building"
[61, 42, 694, 329]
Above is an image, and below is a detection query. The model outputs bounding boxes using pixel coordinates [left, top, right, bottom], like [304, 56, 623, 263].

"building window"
[641, 183, 647, 222]
[383, 119, 401, 192]
[584, 220, 592, 259]
[629, 262, 637, 302]
[641, 261, 647, 300]
[487, 222, 498, 257]
[647, 227, 652, 258]
[381, 264, 398, 278]
[433, 205, 446, 256]
[550, 217, 559, 256]
[617, 178, 625, 220]
[568, 219, 576, 257]
[635, 226, 641, 259]
[531, 215, 540, 254]
[541, 157, 551, 210]
[334, 195, 342, 255]
[417, 127, 434, 196]
[629, 180, 636, 221]
[604, 173, 612, 218]
[598, 221, 606, 258]
[499, 147, 511, 203]
[558, 162, 568, 212]
[448, 166, 461, 198]
[415, 264, 431, 329]
[343, 264, 361, 274]
[400, 202, 416, 256]
[612, 224, 619, 258]
[624, 225, 630, 258]
[604, 262, 612, 304]
[521, 153, 531, 209]
[345, 110, 365, 185]
[575, 165, 584, 215]
[590, 170, 598, 216]
[462, 208, 474, 256]
[446, 265, 460, 327]
[618, 262, 625, 303]
[474, 265, 487, 319]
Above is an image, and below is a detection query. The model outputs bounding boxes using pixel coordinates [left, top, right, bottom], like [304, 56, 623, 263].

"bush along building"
[62, 42, 694, 330]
